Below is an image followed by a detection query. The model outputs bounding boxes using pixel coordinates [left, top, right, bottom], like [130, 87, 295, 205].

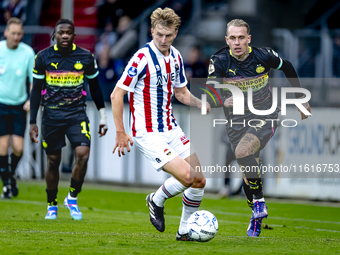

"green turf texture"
[0, 181, 339, 254]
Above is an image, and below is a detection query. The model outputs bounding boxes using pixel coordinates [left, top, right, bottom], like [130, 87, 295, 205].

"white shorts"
[134, 126, 191, 171]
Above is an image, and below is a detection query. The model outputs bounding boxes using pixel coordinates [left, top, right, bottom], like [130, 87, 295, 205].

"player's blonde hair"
[6, 17, 23, 30]
[226, 19, 250, 35]
[150, 7, 181, 31]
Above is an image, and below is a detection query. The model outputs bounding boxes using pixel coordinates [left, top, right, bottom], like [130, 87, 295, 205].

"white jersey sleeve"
[116, 51, 148, 92]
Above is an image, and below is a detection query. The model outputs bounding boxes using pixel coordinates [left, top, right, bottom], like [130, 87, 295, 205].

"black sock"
[46, 188, 58, 206]
[237, 155, 263, 200]
[69, 178, 84, 198]
[0, 155, 10, 186]
[242, 179, 254, 208]
[10, 153, 22, 178]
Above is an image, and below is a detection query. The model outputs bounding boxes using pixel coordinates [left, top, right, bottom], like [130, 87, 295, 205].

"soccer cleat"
[146, 193, 165, 232]
[11, 177, 18, 197]
[247, 217, 263, 237]
[252, 201, 268, 219]
[1, 185, 12, 199]
[45, 206, 58, 220]
[64, 196, 82, 220]
[176, 231, 196, 241]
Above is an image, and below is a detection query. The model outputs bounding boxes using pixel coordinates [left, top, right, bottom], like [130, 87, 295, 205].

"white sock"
[68, 193, 77, 200]
[178, 187, 204, 234]
[253, 197, 265, 202]
[152, 176, 187, 207]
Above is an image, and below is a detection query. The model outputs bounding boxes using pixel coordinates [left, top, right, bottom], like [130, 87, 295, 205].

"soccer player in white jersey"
[111, 7, 211, 241]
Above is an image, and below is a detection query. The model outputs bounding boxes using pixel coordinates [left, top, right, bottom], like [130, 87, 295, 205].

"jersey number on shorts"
[80, 121, 91, 140]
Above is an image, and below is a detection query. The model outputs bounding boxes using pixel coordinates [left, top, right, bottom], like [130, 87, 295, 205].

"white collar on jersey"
[150, 40, 173, 58]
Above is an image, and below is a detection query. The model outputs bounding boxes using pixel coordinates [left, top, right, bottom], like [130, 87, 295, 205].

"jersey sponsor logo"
[127, 66, 137, 77]
[46, 71, 84, 87]
[256, 65, 265, 73]
[51, 62, 58, 69]
[155, 158, 162, 163]
[229, 69, 237, 75]
[155, 65, 160, 71]
[222, 73, 269, 92]
[74, 61, 83, 70]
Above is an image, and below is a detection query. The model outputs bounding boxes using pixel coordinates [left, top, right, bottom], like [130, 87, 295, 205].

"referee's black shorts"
[0, 102, 27, 137]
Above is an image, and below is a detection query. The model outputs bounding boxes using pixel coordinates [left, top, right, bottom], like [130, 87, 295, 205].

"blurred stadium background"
[1, 0, 339, 201]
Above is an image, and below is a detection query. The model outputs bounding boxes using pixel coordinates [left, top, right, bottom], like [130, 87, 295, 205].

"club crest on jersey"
[256, 64, 265, 74]
[164, 149, 171, 156]
[74, 61, 83, 70]
[128, 66, 137, 77]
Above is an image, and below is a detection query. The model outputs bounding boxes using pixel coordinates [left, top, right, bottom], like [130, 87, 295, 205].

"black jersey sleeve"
[261, 48, 304, 98]
[84, 53, 99, 79]
[32, 52, 45, 78]
[30, 52, 45, 124]
[88, 77, 105, 110]
[260, 47, 283, 70]
[206, 55, 227, 108]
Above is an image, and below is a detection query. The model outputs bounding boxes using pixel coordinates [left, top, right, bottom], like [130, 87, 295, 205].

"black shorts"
[0, 102, 26, 137]
[41, 117, 91, 155]
[228, 119, 278, 158]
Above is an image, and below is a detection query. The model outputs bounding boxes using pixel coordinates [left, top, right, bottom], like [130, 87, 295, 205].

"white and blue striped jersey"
[116, 40, 187, 137]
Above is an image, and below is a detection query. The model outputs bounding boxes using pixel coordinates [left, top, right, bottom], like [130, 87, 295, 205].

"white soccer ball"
[187, 210, 218, 242]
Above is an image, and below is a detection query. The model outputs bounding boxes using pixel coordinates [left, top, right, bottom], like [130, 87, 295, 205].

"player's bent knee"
[193, 177, 206, 188]
[235, 147, 251, 159]
[182, 170, 194, 187]
[75, 147, 90, 164]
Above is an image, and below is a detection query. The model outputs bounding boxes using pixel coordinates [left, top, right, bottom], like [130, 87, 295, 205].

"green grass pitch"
[0, 181, 339, 254]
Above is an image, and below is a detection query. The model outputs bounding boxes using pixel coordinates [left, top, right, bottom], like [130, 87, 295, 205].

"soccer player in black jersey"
[29, 19, 108, 220]
[206, 19, 311, 236]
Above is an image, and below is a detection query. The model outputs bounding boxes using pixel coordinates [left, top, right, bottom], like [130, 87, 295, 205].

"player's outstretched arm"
[88, 77, 108, 136]
[174, 86, 211, 114]
[110, 87, 133, 157]
[279, 58, 311, 120]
